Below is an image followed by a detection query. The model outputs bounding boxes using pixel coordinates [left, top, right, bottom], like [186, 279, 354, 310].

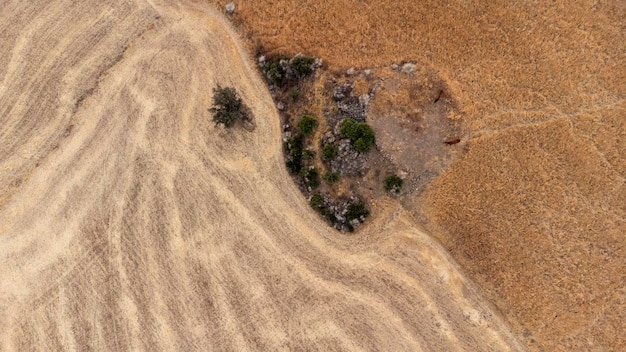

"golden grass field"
[216, 0, 625, 351]
[0, 0, 532, 350]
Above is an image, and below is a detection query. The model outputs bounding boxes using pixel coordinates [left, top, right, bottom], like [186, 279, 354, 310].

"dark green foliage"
[339, 118, 376, 152]
[288, 88, 300, 102]
[298, 115, 318, 136]
[309, 194, 324, 210]
[321, 208, 337, 223]
[291, 56, 316, 78]
[384, 174, 404, 193]
[301, 167, 320, 189]
[302, 149, 315, 160]
[346, 202, 370, 221]
[284, 135, 304, 174]
[263, 60, 285, 86]
[324, 171, 340, 183]
[322, 143, 338, 160]
[208, 85, 247, 128]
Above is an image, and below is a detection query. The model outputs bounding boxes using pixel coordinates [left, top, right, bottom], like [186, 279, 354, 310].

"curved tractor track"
[0, 0, 525, 350]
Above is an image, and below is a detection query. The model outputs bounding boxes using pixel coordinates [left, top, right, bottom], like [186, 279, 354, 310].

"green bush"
[346, 202, 370, 221]
[291, 56, 316, 78]
[324, 171, 340, 183]
[339, 118, 376, 153]
[302, 149, 315, 160]
[284, 134, 303, 174]
[384, 174, 404, 193]
[301, 167, 320, 189]
[321, 208, 337, 223]
[263, 60, 286, 86]
[298, 115, 318, 135]
[322, 143, 338, 160]
[310, 194, 324, 210]
[208, 85, 248, 128]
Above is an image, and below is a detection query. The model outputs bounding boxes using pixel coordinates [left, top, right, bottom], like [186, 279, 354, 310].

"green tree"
[291, 56, 316, 78]
[346, 202, 370, 221]
[339, 118, 376, 152]
[284, 135, 304, 174]
[301, 167, 320, 189]
[298, 115, 318, 136]
[309, 194, 324, 210]
[324, 171, 340, 183]
[322, 143, 339, 160]
[263, 60, 286, 86]
[384, 174, 403, 193]
[209, 85, 248, 128]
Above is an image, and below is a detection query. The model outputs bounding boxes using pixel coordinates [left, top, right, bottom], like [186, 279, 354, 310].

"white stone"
[225, 2, 235, 15]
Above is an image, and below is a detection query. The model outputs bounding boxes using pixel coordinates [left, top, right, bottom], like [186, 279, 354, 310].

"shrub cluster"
[208, 85, 248, 128]
[339, 118, 376, 153]
[263, 60, 286, 86]
[291, 56, 316, 78]
[322, 143, 338, 160]
[346, 202, 370, 221]
[324, 171, 340, 183]
[301, 167, 320, 189]
[261, 55, 317, 88]
[298, 115, 318, 135]
[384, 175, 403, 193]
[284, 134, 304, 174]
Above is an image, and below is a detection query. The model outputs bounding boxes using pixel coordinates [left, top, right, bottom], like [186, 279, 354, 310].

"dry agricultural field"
[0, 0, 623, 351]
[0, 0, 527, 351]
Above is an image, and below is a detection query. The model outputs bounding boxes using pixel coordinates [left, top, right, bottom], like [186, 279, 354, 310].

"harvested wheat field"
[0, 0, 530, 351]
[221, 0, 626, 351]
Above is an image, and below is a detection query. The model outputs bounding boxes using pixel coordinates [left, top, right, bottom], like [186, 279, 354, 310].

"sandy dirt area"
[0, 0, 526, 350]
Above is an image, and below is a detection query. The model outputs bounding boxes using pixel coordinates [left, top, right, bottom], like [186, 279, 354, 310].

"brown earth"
[0, 0, 527, 351]
[217, 1, 626, 351]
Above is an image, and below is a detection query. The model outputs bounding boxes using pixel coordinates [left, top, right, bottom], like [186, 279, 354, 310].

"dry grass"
[0, 0, 526, 350]
[214, 0, 626, 350]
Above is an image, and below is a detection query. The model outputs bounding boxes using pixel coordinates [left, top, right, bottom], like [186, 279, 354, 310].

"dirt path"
[0, 1, 525, 350]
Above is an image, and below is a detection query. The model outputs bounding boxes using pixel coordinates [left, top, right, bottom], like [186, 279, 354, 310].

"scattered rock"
[391, 63, 399, 70]
[401, 62, 416, 74]
[225, 2, 235, 15]
[363, 69, 372, 77]
[346, 67, 355, 76]
[276, 101, 285, 111]
[333, 82, 354, 101]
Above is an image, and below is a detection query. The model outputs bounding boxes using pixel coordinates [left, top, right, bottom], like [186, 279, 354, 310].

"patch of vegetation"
[291, 56, 316, 78]
[321, 207, 337, 223]
[301, 167, 320, 189]
[339, 118, 376, 153]
[384, 174, 403, 193]
[309, 193, 324, 210]
[262, 59, 286, 87]
[302, 149, 315, 160]
[298, 115, 318, 136]
[288, 88, 300, 102]
[346, 202, 370, 221]
[322, 143, 338, 160]
[208, 85, 248, 128]
[284, 134, 304, 174]
[324, 171, 340, 184]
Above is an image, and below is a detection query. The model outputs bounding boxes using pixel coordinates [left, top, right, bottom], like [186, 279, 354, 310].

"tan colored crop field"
[0, 0, 527, 351]
[216, 0, 626, 351]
